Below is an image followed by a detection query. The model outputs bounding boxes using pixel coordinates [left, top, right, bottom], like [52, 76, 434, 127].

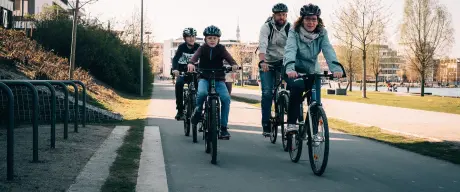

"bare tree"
[367, 25, 385, 91]
[400, 0, 454, 96]
[119, 8, 153, 46]
[229, 44, 246, 86]
[67, 0, 99, 79]
[332, 0, 389, 98]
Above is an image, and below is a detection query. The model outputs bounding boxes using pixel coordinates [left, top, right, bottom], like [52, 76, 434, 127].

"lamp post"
[140, 0, 144, 96]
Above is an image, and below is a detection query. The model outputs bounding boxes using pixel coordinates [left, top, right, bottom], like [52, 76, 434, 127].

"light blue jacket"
[283, 28, 342, 74]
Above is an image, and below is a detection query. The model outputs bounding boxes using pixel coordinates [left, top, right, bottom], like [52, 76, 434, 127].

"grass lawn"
[98, 87, 152, 192]
[231, 95, 460, 165]
[235, 85, 460, 115]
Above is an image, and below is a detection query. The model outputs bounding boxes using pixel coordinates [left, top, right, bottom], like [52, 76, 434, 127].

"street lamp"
[140, 0, 144, 96]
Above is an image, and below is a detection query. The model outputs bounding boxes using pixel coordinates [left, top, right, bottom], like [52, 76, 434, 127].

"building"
[378, 45, 404, 82]
[12, 0, 85, 29]
[0, 0, 13, 29]
[438, 58, 460, 85]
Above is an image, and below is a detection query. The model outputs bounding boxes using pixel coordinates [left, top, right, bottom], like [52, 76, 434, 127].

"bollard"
[0, 82, 15, 180]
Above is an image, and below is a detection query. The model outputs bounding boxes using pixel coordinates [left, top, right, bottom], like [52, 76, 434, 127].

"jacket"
[172, 42, 200, 72]
[283, 28, 342, 74]
[258, 18, 290, 63]
[189, 44, 237, 81]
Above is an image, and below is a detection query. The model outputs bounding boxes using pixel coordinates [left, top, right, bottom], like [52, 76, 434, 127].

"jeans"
[225, 82, 233, 95]
[284, 76, 314, 124]
[175, 76, 185, 111]
[195, 79, 231, 127]
[260, 68, 281, 127]
[175, 75, 197, 111]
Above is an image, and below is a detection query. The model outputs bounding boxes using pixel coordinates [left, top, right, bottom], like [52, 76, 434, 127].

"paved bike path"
[231, 87, 460, 142]
[146, 81, 459, 192]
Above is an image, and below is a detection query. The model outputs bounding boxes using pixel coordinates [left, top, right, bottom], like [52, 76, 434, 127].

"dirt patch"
[0, 124, 114, 192]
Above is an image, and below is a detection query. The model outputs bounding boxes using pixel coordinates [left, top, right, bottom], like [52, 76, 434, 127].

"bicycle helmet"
[203, 25, 221, 37]
[272, 3, 288, 13]
[183, 27, 197, 37]
[300, 3, 321, 17]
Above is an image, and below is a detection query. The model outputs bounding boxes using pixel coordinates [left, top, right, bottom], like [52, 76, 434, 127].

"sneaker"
[175, 111, 184, 121]
[220, 127, 231, 138]
[262, 123, 271, 136]
[286, 124, 298, 133]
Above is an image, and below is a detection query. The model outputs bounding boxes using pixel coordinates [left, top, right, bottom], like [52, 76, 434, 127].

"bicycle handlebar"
[196, 66, 242, 73]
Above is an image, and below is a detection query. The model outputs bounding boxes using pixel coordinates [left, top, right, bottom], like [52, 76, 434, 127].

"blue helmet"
[203, 25, 221, 37]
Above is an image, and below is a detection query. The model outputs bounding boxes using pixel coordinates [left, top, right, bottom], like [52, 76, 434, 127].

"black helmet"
[203, 25, 221, 37]
[300, 3, 321, 17]
[272, 3, 288, 13]
[183, 27, 197, 37]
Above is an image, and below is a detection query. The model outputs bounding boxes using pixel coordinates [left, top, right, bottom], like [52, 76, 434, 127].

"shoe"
[286, 124, 298, 133]
[175, 111, 184, 121]
[220, 127, 231, 138]
[262, 123, 271, 136]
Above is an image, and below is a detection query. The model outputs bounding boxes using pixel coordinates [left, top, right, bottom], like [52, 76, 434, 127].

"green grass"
[231, 95, 460, 165]
[235, 85, 460, 115]
[322, 90, 460, 115]
[99, 87, 152, 192]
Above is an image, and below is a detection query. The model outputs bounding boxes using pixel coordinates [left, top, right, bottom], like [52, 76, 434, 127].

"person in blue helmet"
[282, 4, 344, 133]
[188, 25, 239, 139]
[171, 27, 200, 120]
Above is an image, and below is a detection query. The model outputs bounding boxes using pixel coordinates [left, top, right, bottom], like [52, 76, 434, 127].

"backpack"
[255, 17, 291, 54]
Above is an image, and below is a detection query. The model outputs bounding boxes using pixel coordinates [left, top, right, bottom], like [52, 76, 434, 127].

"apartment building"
[438, 58, 460, 85]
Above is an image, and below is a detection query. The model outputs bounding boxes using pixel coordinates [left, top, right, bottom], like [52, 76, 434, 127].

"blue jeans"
[195, 79, 231, 127]
[260, 69, 281, 127]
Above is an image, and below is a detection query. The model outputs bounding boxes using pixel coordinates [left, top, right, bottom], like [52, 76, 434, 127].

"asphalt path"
[148, 81, 459, 192]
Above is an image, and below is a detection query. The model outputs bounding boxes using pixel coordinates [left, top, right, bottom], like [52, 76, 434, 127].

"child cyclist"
[188, 25, 239, 139]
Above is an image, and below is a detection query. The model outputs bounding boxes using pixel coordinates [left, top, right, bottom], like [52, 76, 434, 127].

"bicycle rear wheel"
[210, 99, 219, 164]
[183, 90, 190, 136]
[190, 93, 197, 143]
[278, 94, 289, 151]
[306, 105, 329, 176]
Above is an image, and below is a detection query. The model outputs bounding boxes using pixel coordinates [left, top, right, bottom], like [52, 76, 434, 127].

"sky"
[85, 0, 460, 57]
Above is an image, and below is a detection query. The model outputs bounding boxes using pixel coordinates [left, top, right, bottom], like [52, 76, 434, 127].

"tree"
[119, 8, 153, 46]
[335, 44, 362, 91]
[332, 0, 389, 98]
[68, 0, 99, 80]
[229, 44, 246, 86]
[400, 0, 454, 96]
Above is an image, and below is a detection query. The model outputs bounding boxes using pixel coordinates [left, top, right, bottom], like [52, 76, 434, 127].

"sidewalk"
[231, 87, 460, 142]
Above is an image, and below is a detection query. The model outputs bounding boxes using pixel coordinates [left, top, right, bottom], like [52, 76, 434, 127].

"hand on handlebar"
[172, 70, 180, 77]
[333, 72, 343, 79]
[287, 71, 298, 79]
[231, 65, 240, 71]
[260, 63, 269, 72]
[187, 64, 195, 72]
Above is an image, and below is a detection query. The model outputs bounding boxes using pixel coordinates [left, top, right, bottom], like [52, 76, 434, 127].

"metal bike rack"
[30, 81, 56, 148]
[0, 82, 15, 180]
[72, 80, 86, 127]
[0, 80, 40, 162]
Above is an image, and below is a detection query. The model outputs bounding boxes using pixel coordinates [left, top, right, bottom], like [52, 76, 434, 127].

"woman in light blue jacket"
[283, 4, 344, 133]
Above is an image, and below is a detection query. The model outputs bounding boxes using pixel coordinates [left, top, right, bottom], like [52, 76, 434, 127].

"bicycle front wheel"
[210, 99, 219, 164]
[306, 105, 330, 176]
[183, 90, 190, 136]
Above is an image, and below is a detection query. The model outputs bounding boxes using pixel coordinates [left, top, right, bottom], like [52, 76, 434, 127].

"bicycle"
[260, 63, 290, 152]
[181, 71, 199, 143]
[195, 65, 241, 164]
[286, 61, 346, 176]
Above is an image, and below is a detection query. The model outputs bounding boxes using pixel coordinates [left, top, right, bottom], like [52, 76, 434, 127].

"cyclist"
[188, 25, 239, 139]
[258, 3, 291, 136]
[283, 4, 343, 133]
[171, 27, 200, 120]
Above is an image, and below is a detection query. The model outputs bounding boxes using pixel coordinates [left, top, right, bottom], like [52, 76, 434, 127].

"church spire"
[236, 17, 241, 42]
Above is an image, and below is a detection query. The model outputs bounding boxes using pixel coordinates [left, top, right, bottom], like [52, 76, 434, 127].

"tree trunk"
[362, 48, 367, 98]
[375, 74, 378, 91]
[421, 73, 425, 97]
[349, 74, 353, 92]
[69, 0, 79, 80]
